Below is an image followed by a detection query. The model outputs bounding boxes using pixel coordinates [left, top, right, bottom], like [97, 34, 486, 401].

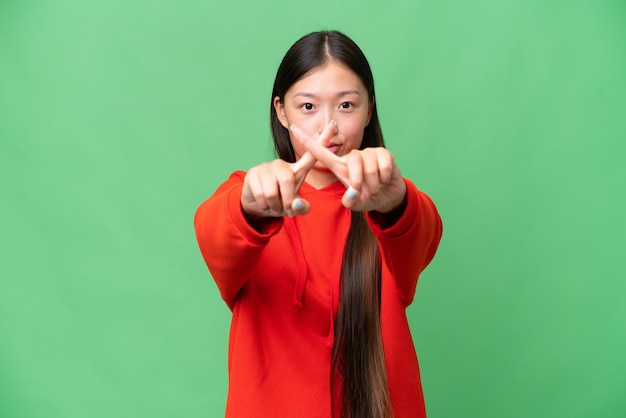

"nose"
[317, 108, 335, 135]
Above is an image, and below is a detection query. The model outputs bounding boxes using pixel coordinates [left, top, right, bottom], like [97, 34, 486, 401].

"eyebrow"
[292, 90, 362, 99]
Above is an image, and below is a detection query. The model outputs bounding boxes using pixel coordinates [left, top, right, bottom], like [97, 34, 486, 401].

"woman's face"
[274, 61, 373, 167]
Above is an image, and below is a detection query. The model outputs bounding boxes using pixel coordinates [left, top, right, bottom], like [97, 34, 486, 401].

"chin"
[313, 163, 332, 172]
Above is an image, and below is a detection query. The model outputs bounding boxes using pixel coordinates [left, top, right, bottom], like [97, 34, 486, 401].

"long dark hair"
[270, 31, 392, 418]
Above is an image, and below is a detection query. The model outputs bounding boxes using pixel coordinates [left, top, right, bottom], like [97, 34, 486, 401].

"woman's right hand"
[240, 121, 337, 218]
[241, 158, 310, 218]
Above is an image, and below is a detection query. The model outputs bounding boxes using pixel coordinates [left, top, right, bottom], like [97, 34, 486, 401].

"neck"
[304, 167, 341, 190]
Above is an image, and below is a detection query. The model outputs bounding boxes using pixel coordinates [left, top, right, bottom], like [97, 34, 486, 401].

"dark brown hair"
[270, 30, 392, 418]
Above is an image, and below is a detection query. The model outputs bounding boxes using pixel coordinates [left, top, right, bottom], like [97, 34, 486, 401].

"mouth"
[326, 142, 341, 154]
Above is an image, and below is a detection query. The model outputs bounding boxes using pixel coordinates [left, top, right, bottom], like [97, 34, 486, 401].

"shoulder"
[228, 170, 247, 182]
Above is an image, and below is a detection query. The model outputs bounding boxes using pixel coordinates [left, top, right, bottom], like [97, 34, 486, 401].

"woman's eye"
[339, 102, 353, 109]
[301, 103, 314, 111]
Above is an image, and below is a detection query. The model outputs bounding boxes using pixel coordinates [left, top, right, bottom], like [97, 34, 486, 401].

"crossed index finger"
[289, 122, 351, 188]
[290, 120, 340, 192]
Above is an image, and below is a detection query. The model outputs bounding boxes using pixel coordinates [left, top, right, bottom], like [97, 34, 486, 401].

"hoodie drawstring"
[284, 217, 336, 349]
[284, 218, 307, 308]
[327, 287, 336, 349]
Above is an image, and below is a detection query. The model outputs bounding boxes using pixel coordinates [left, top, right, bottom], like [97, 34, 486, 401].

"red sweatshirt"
[194, 171, 442, 417]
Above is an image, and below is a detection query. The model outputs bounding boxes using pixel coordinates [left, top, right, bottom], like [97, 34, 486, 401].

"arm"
[195, 124, 337, 308]
[367, 179, 443, 306]
[194, 171, 284, 309]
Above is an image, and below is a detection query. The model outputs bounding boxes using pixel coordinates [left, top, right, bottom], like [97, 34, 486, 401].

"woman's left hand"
[289, 124, 407, 213]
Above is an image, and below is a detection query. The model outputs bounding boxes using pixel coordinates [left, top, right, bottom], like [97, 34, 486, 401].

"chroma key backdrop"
[1, 1, 624, 417]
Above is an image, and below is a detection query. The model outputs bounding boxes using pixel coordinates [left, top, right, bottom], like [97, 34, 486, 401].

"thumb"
[291, 197, 311, 216]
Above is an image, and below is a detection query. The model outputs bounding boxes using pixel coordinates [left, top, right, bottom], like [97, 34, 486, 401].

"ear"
[273, 96, 289, 129]
[365, 96, 375, 126]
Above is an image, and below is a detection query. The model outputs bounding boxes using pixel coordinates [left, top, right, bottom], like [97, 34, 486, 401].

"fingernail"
[330, 119, 336, 125]
[289, 124, 296, 131]
[346, 187, 357, 200]
[292, 198, 304, 211]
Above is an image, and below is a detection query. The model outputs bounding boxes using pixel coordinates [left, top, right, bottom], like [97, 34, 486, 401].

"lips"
[327, 143, 340, 154]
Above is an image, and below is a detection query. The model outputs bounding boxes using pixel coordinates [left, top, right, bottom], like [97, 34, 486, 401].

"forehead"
[287, 61, 367, 96]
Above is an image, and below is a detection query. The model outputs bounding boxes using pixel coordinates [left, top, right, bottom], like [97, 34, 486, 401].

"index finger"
[291, 151, 315, 192]
[289, 122, 351, 187]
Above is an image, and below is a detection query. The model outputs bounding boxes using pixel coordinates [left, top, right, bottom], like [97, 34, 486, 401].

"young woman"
[194, 30, 442, 418]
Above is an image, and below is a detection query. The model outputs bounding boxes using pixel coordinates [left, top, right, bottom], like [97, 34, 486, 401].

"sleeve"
[366, 178, 443, 306]
[193, 171, 284, 310]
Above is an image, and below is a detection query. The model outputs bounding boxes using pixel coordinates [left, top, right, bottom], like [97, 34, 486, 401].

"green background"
[1, 0, 624, 417]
